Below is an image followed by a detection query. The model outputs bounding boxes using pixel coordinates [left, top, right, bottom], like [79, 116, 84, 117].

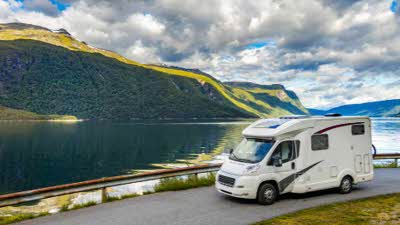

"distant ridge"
[308, 99, 400, 117]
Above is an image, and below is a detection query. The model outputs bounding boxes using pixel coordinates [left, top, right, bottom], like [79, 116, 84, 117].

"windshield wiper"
[230, 153, 255, 163]
[237, 158, 255, 163]
[230, 152, 239, 161]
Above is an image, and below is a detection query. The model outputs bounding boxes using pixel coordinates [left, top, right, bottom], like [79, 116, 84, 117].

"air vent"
[324, 113, 342, 117]
[279, 115, 310, 119]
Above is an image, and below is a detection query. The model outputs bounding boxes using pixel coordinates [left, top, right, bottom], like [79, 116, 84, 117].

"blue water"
[0, 118, 398, 194]
[371, 118, 400, 154]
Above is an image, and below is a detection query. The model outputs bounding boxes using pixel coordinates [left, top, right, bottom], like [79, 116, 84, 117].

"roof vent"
[279, 115, 309, 119]
[324, 113, 342, 117]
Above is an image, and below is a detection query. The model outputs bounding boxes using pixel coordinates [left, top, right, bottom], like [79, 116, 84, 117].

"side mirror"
[272, 155, 282, 167]
[229, 149, 233, 154]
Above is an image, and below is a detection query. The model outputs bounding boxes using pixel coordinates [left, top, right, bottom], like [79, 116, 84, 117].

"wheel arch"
[257, 180, 280, 195]
[338, 169, 356, 185]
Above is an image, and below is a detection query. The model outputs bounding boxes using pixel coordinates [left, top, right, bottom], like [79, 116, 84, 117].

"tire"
[257, 183, 278, 205]
[339, 176, 353, 194]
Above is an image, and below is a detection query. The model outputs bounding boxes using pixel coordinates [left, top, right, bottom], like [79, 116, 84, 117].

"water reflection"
[0, 120, 250, 194]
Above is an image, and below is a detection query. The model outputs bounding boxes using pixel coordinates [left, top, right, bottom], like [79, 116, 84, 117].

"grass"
[374, 162, 399, 168]
[0, 212, 49, 225]
[67, 201, 98, 211]
[0, 106, 78, 121]
[254, 193, 400, 225]
[154, 173, 216, 192]
[104, 193, 141, 203]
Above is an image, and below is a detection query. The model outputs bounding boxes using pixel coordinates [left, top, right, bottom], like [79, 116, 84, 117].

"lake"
[0, 118, 398, 195]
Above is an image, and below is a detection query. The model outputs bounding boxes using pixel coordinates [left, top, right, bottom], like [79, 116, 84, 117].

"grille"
[218, 175, 235, 187]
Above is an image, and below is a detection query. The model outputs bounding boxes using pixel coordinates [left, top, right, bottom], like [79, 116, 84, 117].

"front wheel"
[339, 176, 353, 194]
[257, 183, 278, 205]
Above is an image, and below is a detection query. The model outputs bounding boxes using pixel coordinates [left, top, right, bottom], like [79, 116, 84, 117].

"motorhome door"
[269, 140, 299, 193]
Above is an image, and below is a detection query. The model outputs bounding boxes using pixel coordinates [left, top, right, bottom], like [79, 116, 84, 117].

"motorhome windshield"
[230, 138, 275, 163]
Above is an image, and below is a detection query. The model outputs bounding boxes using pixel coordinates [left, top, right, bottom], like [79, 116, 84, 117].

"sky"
[0, 0, 399, 109]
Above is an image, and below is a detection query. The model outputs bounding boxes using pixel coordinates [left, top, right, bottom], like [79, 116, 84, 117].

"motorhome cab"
[216, 115, 374, 205]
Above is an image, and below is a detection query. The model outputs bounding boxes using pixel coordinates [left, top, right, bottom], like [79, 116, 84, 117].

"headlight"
[244, 164, 260, 174]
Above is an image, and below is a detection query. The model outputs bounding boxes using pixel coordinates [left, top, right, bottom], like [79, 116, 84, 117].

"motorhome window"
[268, 141, 295, 165]
[230, 138, 275, 163]
[352, 124, 365, 135]
[311, 134, 329, 150]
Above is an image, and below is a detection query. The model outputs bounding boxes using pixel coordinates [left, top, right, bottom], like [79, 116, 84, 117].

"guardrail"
[1, 152, 399, 209]
[0, 163, 222, 208]
[373, 153, 400, 166]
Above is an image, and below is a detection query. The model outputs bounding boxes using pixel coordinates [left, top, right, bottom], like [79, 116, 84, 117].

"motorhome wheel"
[339, 176, 353, 194]
[257, 183, 277, 205]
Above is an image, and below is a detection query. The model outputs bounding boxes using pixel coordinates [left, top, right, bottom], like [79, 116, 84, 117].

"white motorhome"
[216, 115, 374, 205]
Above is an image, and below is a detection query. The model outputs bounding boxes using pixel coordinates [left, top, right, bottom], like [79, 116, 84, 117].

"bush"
[154, 173, 216, 192]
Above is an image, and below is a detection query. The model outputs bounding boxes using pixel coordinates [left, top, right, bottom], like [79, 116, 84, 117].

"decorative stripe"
[314, 122, 364, 134]
[278, 160, 323, 192]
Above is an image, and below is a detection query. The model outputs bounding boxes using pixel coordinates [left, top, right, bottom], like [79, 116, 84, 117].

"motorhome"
[216, 115, 374, 205]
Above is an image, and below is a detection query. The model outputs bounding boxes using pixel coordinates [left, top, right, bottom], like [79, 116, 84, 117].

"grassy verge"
[154, 173, 216, 192]
[104, 193, 141, 203]
[254, 193, 400, 225]
[374, 162, 398, 168]
[0, 212, 49, 225]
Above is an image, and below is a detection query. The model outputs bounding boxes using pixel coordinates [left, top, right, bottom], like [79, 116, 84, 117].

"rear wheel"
[339, 176, 353, 194]
[257, 183, 278, 205]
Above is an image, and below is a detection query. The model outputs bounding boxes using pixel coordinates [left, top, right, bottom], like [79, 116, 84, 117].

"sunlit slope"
[0, 23, 143, 67]
[0, 105, 77, 120]
[224, 82, 309, 117]
[0, 23, 308, 118]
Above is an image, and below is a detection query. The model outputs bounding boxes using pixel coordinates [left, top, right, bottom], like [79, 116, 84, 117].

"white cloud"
[126, 40, 161, 64]
[24, 0, 59, 16]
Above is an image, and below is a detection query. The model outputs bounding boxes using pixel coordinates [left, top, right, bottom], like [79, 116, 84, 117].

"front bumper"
[215, 171, 258, 199]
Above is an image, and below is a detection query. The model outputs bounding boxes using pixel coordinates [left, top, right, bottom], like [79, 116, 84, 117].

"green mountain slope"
[0, 40, 252, 119]
[224, 82, 309, 117]
[0, 23, 308, 119]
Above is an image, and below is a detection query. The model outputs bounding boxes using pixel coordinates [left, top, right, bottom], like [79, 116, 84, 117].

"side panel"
[351, 119, 374, 182]
[304, 119, 366, 191]
[355, 155, 363, 173]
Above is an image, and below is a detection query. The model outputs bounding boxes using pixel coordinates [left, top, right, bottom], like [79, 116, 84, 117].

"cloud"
[23, 0, 59, 16]
[0, 0, 399, 108]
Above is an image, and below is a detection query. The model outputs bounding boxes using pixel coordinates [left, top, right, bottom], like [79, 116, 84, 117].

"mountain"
[308, 99, 400, 117]
[307, 108, 328, 116]
[224, 82, 308, 117]
[0, 23, 308, 119]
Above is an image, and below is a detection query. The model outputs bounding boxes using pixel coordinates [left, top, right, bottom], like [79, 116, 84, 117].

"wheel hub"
[264, 188, 274, 200]
[342, 179, 351, 191]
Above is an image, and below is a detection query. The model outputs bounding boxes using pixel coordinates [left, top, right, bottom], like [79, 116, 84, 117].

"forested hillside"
[0, 23, 308, 119]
